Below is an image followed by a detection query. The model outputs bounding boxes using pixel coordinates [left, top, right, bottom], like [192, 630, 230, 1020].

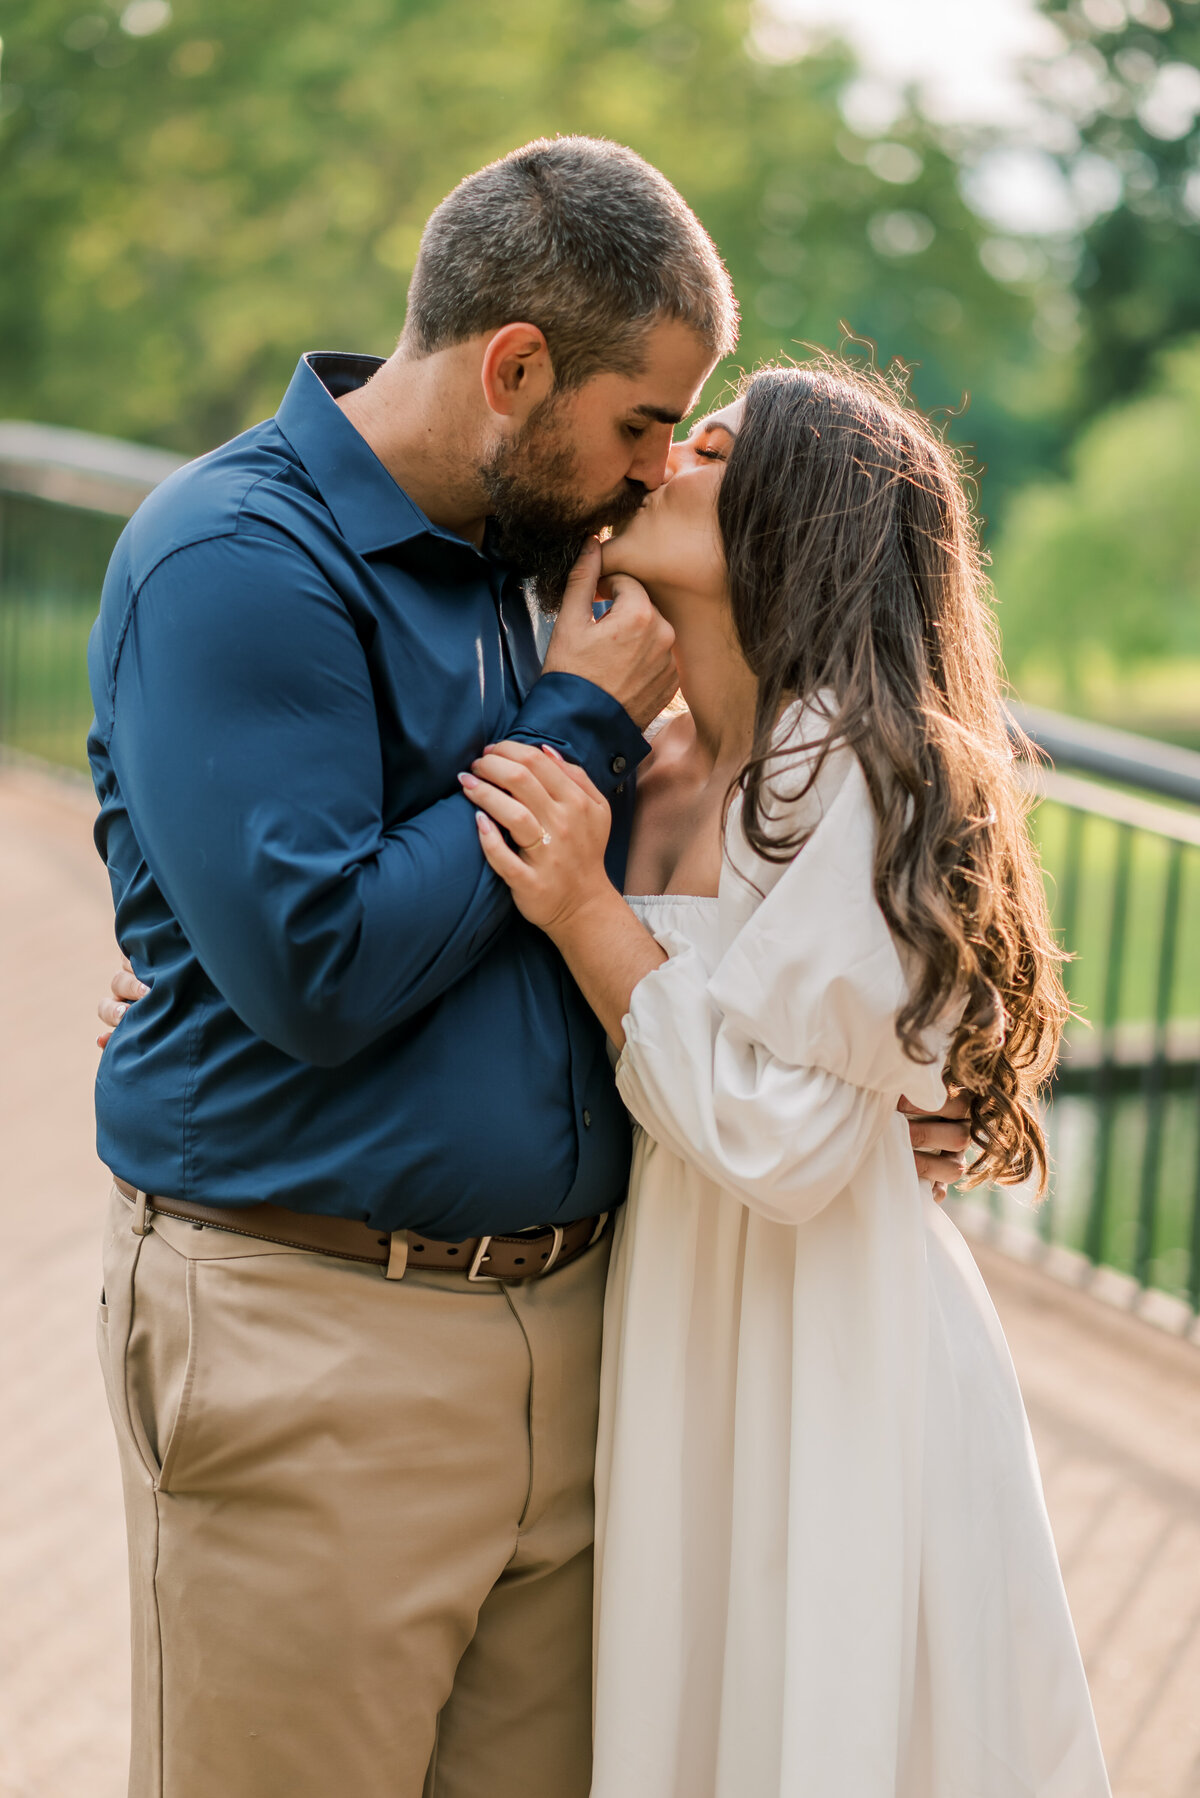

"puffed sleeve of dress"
[615, 725, 950, 1226]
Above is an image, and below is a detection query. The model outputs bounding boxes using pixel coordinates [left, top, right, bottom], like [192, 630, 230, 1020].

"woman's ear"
[480, 323, 554, 421]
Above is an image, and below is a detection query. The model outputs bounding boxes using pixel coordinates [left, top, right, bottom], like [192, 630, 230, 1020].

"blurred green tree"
[991, 332, 1200, 689]
[1, 0, 1036, 500]
[1034, 0, 1200, 416]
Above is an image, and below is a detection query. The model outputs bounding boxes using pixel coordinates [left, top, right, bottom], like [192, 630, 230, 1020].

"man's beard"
[479, 397, 647, 614]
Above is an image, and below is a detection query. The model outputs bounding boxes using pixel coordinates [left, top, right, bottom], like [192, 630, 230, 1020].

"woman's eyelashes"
[682, 432, 728, 461]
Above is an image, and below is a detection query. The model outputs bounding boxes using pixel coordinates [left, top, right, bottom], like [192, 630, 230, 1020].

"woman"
[463, 361, 1110, 1796]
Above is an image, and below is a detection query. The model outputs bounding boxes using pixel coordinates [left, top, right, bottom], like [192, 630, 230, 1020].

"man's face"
[480, 318, 715, 609]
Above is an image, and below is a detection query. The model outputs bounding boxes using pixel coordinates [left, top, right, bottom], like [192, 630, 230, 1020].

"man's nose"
[630, 428, 676, 491]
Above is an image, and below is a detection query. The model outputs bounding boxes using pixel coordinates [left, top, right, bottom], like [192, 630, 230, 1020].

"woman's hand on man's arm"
[462, 739, 612, 933]
[464, 740, 665, 1046]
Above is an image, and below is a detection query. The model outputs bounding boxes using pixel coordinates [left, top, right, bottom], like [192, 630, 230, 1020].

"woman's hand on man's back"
[899, 1093, 971, 1200]
[97, 953, 149, 1049]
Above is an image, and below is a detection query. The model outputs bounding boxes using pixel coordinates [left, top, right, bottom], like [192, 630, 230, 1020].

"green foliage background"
[1, 0, 1039, 492]
[1037, 0, 1200, 417]
[992, 335, 1200, 676]
[1, 0, 1199, 731]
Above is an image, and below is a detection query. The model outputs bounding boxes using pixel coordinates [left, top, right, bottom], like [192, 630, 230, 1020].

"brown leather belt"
[112, 1178, 608, 1283]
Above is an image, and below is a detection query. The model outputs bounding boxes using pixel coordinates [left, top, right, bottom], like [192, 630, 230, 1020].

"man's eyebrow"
[630, 403, 686, 425]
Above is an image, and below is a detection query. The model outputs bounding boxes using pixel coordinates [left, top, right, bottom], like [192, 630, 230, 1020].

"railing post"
[1190, 1053, 1200, 1313]
[1044, 805, 1086, 1244]
[1085, 822, 1134, 1269]
[1134, 839, 1183, 1286]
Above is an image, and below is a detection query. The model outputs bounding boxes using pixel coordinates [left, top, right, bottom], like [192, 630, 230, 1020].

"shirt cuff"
[508, 672, 650, 795]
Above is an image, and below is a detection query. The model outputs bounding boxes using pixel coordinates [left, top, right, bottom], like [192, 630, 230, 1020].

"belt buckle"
[467, 1225, 566, 1283]
[467, 1235, 500, 1283]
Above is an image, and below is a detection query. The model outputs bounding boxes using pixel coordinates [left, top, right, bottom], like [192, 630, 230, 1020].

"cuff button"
[610, 754, 628, 776]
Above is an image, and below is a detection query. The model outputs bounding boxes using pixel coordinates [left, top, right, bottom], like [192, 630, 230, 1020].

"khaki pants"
[97, 1186, 608, 1798]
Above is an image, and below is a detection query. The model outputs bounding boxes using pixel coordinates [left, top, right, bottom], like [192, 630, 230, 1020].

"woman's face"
[599, 398, 743, 620]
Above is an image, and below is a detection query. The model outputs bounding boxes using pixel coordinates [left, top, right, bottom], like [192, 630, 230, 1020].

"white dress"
[590, 716, 1110, 1798]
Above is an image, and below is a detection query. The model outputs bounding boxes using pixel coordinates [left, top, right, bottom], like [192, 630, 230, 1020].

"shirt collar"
[274, 352, 487, 560]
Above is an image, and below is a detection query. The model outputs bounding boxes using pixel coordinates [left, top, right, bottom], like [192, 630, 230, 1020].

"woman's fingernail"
[541, 744, 565, 762]
[115, 1003, 127, 1020]
[137, 982, 150, 997]
[475, 811, 492, 833]
[483, 743, 497, 754]
[457, 772, 479, 790]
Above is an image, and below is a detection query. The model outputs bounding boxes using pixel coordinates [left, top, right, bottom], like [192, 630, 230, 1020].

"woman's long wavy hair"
[717, 358, 1067, 1191]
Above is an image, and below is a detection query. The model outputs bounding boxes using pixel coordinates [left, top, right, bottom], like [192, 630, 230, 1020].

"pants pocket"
[96, 1294, 112, 1415]
[119, 1229, 200, 1492]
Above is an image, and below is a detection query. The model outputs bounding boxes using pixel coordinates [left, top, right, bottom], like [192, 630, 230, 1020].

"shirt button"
[610, 754, 628, 776]
[583, 1108, 592, 1129]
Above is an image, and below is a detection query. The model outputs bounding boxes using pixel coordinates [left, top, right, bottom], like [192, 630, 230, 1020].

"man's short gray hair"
[403, 136, 738, 389]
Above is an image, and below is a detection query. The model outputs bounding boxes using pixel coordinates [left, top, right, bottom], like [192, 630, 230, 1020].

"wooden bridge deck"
[2, 763, 1198, 1798]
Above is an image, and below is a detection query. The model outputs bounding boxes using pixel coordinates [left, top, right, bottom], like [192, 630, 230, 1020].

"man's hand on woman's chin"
[97, 953, 148, 1049]
[541, 538, 679, 728]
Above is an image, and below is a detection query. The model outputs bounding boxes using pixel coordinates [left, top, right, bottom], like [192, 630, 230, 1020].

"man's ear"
[480, 323, 554, 421]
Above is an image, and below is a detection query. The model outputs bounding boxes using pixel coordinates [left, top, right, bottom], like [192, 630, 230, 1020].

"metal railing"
[991, 722, 1200, 1316]
[1010, 701, 1200, 809]
[0, 422, 183, 772]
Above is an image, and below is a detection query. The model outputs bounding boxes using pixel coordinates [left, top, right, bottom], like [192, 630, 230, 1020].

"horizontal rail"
[0, 421, 185, 518]
[1055, 1060, 1199, 1096]
[1059, 1017, 1200, 1070]
[1010, 701, 1200, 810]
[1018, 764, 1200, 848]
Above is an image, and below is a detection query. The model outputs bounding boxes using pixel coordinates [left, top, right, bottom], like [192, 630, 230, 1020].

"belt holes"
[447, 1247, 459, 1256]
[377, 1236, 389, 1246]
[412, 1244, 425, 1253]
[514, 1256, 525, 1266]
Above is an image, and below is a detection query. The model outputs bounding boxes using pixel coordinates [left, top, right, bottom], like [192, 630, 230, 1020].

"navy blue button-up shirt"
[87, 353, 649, 1237]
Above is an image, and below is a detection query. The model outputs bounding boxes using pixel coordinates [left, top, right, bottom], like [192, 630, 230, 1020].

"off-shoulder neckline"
[624, 893, 719, 904]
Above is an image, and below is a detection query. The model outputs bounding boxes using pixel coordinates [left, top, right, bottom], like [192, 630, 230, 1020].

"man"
[90, 136, 969, 1797]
